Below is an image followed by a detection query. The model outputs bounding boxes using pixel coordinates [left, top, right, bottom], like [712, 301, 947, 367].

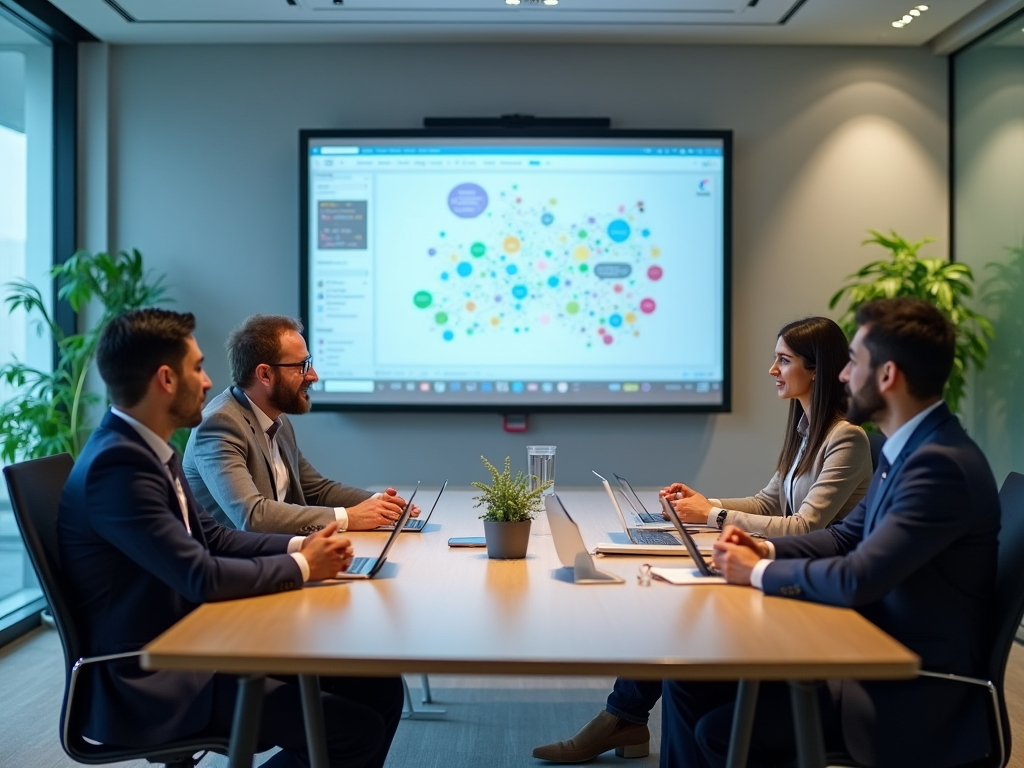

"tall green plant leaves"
[828, 230, 994, 415]
[0, 249, 170, 462]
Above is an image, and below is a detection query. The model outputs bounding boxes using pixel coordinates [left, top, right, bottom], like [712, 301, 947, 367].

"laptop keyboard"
[348, 557, 373, 575]
[629, 528, 680, 545]
[635, 511, 662, 524]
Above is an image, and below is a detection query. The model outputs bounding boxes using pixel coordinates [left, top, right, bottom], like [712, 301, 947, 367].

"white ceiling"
[44, 0, 1009, 46]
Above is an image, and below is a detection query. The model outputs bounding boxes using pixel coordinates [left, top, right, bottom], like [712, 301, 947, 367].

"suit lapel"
[102, 411, 209, 546]
[230, 386, 278, 499]
[864, 405, 954, 535]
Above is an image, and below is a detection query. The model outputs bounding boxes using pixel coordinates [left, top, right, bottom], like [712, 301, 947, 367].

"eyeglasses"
[267, 356, 313, 376]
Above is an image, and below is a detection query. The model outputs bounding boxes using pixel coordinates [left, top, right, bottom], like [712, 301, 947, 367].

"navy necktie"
[267, 420, 281, 443]
[877, 452, 891, 481]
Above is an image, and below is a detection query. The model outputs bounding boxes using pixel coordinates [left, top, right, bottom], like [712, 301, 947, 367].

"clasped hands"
[711, 525, 768, 586]
[658, 482, 714, 523]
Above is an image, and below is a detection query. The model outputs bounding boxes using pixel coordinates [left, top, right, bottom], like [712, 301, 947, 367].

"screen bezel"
[299, 127, 732, 414]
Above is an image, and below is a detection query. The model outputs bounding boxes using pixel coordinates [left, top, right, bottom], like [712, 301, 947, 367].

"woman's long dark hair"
[774, 317, 851, 479]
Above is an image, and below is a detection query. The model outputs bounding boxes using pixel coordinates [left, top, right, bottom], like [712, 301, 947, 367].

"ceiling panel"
[48, 0, 997, 46]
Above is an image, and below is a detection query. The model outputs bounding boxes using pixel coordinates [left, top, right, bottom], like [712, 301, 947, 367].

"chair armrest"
[64, 651, 144, 751]
[918, 670, 1003, 768]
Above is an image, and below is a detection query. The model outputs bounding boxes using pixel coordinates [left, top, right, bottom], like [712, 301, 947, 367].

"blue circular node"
[607, 219, 631, 243]
[441, 272, 449, 281]
[541, 212, 554, 226]
[512, 285, 528, 300]
[609, 313, 623, 328]
[443, 330, 454, 341]
[548, 276, 559, 288]
[457, 262, 472, 277]
[506, 264, 518, 275]
[642, 228, 650, 237]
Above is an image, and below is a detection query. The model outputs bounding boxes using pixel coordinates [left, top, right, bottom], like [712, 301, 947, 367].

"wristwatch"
[716, 509, 728, 530]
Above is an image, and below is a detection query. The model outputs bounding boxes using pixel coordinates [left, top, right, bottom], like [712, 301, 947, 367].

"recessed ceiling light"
[506, 0, 520, 4]
[909, 9, 920, 16]
[543, 0, 558, 5]
[893, 21, 905, 28]
[903, 14, 913, 22]
[917, 5, 929, 10]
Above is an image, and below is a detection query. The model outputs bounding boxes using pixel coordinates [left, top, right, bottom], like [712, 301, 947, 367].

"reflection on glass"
[0, 15, 52, 611]
[954, 11, 1024, 483]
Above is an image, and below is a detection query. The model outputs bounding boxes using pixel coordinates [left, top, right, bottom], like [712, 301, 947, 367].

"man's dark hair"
[97, 309, 196, 407]
[855, 298, 955, 401]
[227, 314, 304, 388]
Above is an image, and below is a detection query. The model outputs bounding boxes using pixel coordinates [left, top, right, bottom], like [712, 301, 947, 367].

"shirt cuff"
[287, 536, 304, 554]
[707, 507, 725, 528]
[764, 540, 776, 559]
[750, 558, 772, 591]
[289, 552, 310, 583]
[334, 507, 349, 531]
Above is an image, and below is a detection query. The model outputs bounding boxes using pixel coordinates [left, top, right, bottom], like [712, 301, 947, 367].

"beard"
[268, 376, 312, 415]
[846, 373, 885, 426]
[169, 382, 205, 428]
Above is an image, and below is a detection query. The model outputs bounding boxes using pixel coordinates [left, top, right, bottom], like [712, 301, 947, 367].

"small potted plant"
[472, 455, 549, 559]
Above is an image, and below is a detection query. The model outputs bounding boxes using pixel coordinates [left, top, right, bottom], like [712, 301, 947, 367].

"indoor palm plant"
[472, 455, 549, 559]
[829, 230, 994, 416]
[0, 249, 172, 462]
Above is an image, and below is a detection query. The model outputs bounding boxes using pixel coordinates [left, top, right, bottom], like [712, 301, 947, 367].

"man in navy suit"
[59, 308, 403, 768]
[661, 298, 1000, 768]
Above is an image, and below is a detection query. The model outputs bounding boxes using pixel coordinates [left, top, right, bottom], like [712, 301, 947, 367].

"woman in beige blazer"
[532, 317, 873, 765]
[664, 316, 872, 536]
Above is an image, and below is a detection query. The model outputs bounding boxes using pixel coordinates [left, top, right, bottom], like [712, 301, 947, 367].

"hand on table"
[712, 525, 768, 586]
[659, 482, 713, 523]
[347, 489, 414, 530]
[300, 521, 354, 580]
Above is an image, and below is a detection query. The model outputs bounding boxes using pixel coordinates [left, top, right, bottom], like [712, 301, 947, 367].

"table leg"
[299, 674, 330, 768]
[228, 674, 265, 768]
[725, 679, 759, 768]
[788, 681, 826, 768]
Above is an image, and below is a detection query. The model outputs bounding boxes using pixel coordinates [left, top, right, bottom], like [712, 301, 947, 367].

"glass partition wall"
[0, 9, 52, 641]
[953, 11, 1024, 486]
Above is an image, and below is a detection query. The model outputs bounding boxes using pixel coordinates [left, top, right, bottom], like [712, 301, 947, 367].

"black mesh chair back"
[3, 453, 226, 766]
[989, 472, 1024, 765]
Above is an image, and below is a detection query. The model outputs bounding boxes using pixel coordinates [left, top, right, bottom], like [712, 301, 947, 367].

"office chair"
[3, 454, 228, 768]
[828, 470, 1024, 768]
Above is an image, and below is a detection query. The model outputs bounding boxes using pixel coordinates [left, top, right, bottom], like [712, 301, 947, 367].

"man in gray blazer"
[183, 314, 415, 535]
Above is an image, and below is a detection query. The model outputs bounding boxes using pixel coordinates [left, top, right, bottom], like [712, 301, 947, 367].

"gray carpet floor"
[0, 627, 662, 768]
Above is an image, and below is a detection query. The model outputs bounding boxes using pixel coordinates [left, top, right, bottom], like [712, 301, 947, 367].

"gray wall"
[79, 42, 949, 492]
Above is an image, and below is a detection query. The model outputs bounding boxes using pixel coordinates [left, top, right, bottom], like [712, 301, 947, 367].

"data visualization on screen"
[301, 131, 731, 411]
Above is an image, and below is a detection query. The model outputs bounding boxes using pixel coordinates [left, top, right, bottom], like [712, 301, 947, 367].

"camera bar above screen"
[300, 128, 732, 412]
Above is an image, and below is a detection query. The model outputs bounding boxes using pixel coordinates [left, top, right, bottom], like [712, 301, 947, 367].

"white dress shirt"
[109, 408, 311, 581]
[244, 395, 355, 532]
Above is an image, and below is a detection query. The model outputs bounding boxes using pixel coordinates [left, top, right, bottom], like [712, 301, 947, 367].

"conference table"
[142, 487, 919, 768]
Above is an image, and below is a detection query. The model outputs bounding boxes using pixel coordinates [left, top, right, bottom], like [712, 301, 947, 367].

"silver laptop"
[592, 470, 681, 546]
[546, 494, 623, 584]
[661, 494, 722, 577]
[333, 484, 418, 580]
[612, 473, 668, 526]
[375, 480, 447, 532]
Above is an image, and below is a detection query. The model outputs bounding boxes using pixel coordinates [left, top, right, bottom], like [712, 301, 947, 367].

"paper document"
[650, 567, 727, 585]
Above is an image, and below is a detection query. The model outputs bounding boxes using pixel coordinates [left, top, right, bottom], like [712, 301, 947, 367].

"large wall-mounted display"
[300, 129, 731, 411]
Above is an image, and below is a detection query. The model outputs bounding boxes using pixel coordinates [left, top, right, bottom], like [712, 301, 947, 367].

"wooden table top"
[143, 488, 919, 681]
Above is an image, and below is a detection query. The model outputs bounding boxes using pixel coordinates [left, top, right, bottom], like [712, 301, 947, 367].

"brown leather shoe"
[532, 710, 651, 763]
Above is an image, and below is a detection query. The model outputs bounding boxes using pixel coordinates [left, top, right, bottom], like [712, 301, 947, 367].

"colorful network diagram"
[411, 182, 667, 349]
